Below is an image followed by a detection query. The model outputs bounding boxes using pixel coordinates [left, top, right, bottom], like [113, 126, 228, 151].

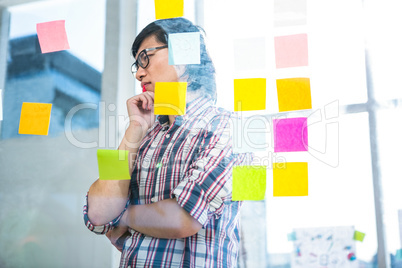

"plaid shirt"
[84, 96, 251, 267]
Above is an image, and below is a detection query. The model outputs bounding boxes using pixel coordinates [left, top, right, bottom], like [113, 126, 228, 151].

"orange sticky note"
[18, 102, 52, 135]
[234, 78, 266, 111]
[154, 0, 184, 20]
[273, 162, 308, 196]
[274, 34, 308, 68]
[277, 78, 312, 112]
[36, 20, 70, 53]
[154, 82, 187, 115]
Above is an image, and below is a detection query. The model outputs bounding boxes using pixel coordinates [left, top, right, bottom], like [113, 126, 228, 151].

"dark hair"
[131, 18, 217, 101]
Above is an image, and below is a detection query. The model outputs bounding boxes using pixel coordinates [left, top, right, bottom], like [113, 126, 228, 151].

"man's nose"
[136, 66, 146, 81]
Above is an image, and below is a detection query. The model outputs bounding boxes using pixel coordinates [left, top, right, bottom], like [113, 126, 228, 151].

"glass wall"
[1, 0, 401, 267]
[201, 0, 401, 267]
[0, 0, 107, 267]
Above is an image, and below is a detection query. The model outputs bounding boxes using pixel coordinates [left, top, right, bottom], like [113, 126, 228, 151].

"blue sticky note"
[287, 232, 297, 241]
[168, 32, 201, 65]
[396, 249, 402, 260]
[232, 116, 268, 153]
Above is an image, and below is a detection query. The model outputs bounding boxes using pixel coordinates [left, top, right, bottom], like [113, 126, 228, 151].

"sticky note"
[232, 165, 266, 201]
[97, 149, 130, 180]
[273, 162, 308, 196]
[154, 0, 183, 20]
[168, 32, 200, 65]
[0, 89, 3, 121]
[274, 34, 308, 68]
[399, 210, 402, 248]
[353, 230, 365, 242]
[234, 78, 266, 111]
[154, 82, 187, 115]
[277, 78, 312, 112]
[396, 249, 402, 260]
[233, 37, 266, 71]
[288, 232, 297, 241]
[274, 117, 308, 152]
[232, 116, 268, 153]
[36, 20, 70, 54]
[18, 102, 52, 135]
[274, 0, 307, 27]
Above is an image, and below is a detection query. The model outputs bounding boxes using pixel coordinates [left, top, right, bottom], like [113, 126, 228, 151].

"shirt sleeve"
[83, 193, 129, 235]
[172, 113, 236, 227]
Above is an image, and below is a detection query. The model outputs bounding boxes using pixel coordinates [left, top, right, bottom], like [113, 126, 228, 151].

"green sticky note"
[234, 78, 266, 111]
[353, 230, 365, 242]
[232, 165, 266, 201]
[97, 149, 130, 180]
[273, 162, 308, 197]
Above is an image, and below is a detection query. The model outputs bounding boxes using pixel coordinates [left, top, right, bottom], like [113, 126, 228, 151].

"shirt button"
[166, 134, 170, 138]
[151, 197, 157, 202]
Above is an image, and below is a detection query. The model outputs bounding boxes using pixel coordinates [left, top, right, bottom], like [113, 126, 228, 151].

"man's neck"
[168, 115, 175, 126]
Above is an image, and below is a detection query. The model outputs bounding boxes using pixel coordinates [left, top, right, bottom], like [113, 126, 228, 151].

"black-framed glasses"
[131, 45, 168, 75]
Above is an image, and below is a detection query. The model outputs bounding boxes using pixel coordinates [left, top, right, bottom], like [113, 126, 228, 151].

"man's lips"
[141, 82, 151, 92]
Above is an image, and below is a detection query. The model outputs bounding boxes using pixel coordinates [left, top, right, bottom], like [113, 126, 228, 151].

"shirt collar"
[156, 96, 214, 127]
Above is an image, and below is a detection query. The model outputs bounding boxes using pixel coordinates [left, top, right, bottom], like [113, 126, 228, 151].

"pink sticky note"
[274, 117, 308, 152]
[37, 20, 70, 53]
[274, 34, 308, 68]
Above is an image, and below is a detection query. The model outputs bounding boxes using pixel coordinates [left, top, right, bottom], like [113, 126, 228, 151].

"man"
[84, 18, 250, 267]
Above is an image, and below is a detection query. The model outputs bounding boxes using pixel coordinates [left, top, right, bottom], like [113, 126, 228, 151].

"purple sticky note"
[37, 20, 70, 54]
[274, 117, 308, 152]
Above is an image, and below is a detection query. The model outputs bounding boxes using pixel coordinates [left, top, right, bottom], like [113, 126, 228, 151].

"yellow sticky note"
[97, 149, 131, 180]
[273, 162, 308, 196]
[234, 78, 266, 112]
[353, 230, 365, 242]
[154, 0, 184, 20]
[154, 82, 187, 115]
[276, 78, 312, 112]
[18, 102, 52, 135]
[232, 165, 266, 201]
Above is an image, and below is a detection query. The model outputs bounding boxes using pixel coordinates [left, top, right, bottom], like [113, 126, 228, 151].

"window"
[0, 0, 107, 267]
[0, 0, 401, 267]
[201, 0, 401, 267]
[2, 0, 105, 139]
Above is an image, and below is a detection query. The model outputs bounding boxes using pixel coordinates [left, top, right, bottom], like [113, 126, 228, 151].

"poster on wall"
[291, 226, 358, 268]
